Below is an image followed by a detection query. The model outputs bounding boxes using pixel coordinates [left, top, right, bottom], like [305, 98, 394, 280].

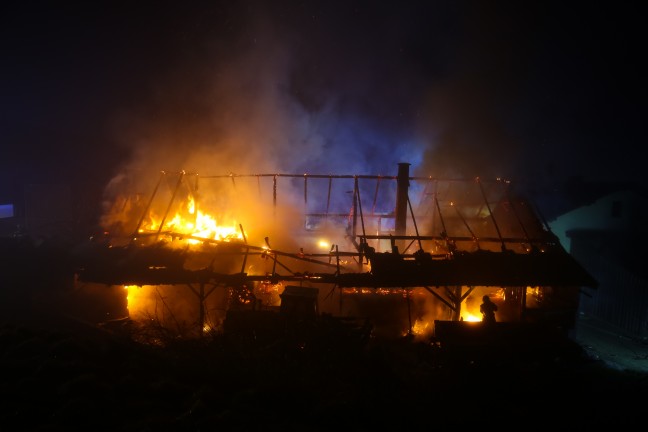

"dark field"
[1, 237, 647, 430]
[1, 309, 647, 431]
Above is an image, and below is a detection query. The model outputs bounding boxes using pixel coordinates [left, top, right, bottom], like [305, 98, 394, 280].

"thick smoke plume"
[92, 2, 580, 332]
[101, 2, 553, 222]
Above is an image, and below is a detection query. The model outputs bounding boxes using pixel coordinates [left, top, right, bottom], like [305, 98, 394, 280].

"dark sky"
[1, 1, 645, 216]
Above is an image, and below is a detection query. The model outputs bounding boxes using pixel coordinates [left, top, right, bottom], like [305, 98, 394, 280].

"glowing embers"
[410, 318, 431, 336]
[254, 281, 284, 307]
[460, 312, 482, 322]
[341, 287, 412, 296]
[123, 284, 229, 337]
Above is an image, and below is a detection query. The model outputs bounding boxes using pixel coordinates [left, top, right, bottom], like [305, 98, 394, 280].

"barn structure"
[73, 163, 597, 345]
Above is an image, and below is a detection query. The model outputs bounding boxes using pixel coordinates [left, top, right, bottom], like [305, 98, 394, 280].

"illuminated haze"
[2, 1, 644, 228]
[104, 2, 531, 192]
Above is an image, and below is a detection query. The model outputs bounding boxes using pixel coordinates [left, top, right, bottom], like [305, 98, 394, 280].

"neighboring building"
[0, 183, 81, 241]
[549, 186, 648, 339]
[0, 203, 17, 237]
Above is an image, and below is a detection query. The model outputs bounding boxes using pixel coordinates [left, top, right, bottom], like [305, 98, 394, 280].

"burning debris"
[60, 163, 598, 343]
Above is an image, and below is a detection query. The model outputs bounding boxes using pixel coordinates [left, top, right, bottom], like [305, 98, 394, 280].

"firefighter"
[480, 295, 498, 323]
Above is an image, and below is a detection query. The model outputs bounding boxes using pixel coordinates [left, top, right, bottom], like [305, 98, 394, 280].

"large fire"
[141, 197, 244, 244]
[90, 169, 585, 342]
[120, 188, 508, 337]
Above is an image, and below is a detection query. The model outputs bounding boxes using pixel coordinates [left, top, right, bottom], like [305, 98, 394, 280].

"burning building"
[73, 162, 597, 343]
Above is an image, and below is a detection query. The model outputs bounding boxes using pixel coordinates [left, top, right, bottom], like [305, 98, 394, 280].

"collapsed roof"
[76, 164, 597, 289]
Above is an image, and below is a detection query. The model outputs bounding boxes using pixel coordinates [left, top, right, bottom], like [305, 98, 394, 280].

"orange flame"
[140, 197, 243, 244]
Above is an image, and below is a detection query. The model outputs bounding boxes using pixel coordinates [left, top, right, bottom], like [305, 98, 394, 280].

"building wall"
[549, 190, 645, 251]
[571, 232, 648, 338]
[553, 188, 648, 339]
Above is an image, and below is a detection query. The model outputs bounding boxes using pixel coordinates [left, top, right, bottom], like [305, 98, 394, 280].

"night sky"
[1, 1, 645, 222]
[1, 5, 647, 427]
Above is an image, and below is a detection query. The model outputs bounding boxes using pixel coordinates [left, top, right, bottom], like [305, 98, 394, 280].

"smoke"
[97, 1, 561, 247]
[102, 2, 442, 199]
[78, 2, 588, 336]
[105, 2, 554, 208]
[2, 1, 642, 234]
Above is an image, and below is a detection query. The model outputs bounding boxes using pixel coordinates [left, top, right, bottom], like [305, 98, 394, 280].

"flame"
[140, 198, 243, 244]
[124, 284, 228, 332]
[461, 312, 482, 322]
[411, 319, 430, 335]
[124, 284, 146, 318]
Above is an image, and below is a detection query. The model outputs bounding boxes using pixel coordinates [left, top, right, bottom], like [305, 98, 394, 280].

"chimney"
[394, 162, 410, 238]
